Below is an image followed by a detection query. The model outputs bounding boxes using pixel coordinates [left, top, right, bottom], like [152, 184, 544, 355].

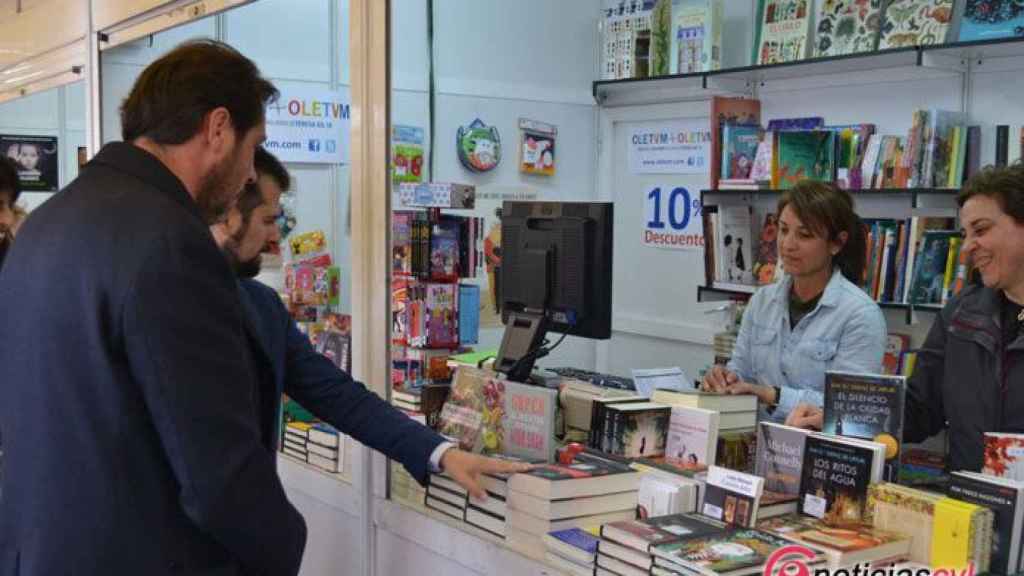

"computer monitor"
[495, 201, 613, 381]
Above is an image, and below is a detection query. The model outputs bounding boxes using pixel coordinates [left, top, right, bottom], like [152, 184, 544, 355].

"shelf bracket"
[919, 51, 967, 74]
[704, 75, 752, 97]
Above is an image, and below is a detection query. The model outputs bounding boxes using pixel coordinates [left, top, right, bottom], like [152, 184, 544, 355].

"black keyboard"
[547, 367, 636, 391]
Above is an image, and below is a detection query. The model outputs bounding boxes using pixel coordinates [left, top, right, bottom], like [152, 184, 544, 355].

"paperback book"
[822, 371, 906, 481]
[702, 465, 764, 528]
[665, 405, 719, 467]
[799, 434, 886, 525]
[814, 0, 883, 58]
[948, 470, 1024, 575]
[754, 422, 809, 517]
[755, 0, 812, 65]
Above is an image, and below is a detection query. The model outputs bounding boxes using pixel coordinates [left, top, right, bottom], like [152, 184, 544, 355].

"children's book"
[720, 123, 762, 180]
[879, 0, 954, 49]
[772, 130, 836, 189]
[814, 0, 883, 58]
[958, 0, 1024, 42]
[755, 0, 813, 65]
[669, 0, 723, 74]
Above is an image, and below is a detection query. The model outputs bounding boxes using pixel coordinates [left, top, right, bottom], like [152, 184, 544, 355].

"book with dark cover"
[507, 450, 640, 500]
[755, 423, 809, 508]
[998, 124, 1010, 167]
[799, 435, 877, 525]
[606, 402, 671, 459]
[948, 471, 1024, 575]
[823, 371, 905, 482]
[909, 230, 957, 305]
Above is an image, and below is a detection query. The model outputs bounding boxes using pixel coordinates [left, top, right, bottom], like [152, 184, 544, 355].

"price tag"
[803, 494, 827, 519]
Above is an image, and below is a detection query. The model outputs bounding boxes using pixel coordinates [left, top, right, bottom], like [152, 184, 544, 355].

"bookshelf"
[700, 185, 962, 325]
[593, 36, 1024, 107]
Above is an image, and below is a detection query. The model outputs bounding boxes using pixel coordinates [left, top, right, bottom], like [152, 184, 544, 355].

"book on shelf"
[958, 0, 1024, 42]
[813, 0, 882, 58]
[709, 205, 754, 286]
[701, 465, 765, 528]
[879, 0, 954, 49]
[909, 230, 958, 305]
[397, 182, 475, 210]
[798, 433, 886, 525]
[752, 211, 779, 286]
[710, 97, 761, 191]
[984, 433, 1024, 482]
[507, 450, 642, 500]
[755, 0, 813, 65]
[754, 422, 810, 519]
[758, 514, 912, 569]
[457, 284, 479, 345]
[767, 117, 824, 132]
[716, 179, 771, 191]
[947, 470, 1024, 575]
[883, 334, 911, 376]
[772, 130, 836, 189]
[669, 0, 723, 75]
[720, 123, 762, 181]
[822, 371, 906, 482]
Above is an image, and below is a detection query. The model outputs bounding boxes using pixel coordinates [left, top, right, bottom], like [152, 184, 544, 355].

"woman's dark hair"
[120, 39, 279, 144]
[958, 160, 1024, 224]
[778, 181, 867, 285]
[0, 155, 21, 205]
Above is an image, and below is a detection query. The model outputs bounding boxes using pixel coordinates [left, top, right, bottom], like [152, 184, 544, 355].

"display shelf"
[698, 284, 944, 315]
[701, 188, 959, 204]
[924, 36, 1024, 65]
[593, 71, 744, 107]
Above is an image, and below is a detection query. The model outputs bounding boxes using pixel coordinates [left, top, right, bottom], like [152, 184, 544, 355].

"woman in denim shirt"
[701, 182, 887, 429]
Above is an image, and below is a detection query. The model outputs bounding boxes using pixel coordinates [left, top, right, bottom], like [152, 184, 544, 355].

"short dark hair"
[120, 39, 278, 144]
[0, 155, 20, 205]
[778, 181, 867, 285]
[255, 147, 289, 192]
[958, 161, 1024, 224]
[236, 180, 264, 224]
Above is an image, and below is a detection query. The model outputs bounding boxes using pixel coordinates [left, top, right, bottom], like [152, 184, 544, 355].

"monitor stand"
[494, 310, 549, 382]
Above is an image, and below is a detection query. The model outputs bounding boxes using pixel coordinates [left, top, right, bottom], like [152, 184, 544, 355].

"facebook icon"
[326, 140, 336, 153]
[308, 139, 321, 152]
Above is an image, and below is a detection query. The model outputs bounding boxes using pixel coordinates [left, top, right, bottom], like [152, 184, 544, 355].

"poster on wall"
[518, 118, 556, 176]
[474, 185, 539, 329]
[2, 135, 58, 192]
[391, 125, 425, 184]
[264, 87, 350, 164]
[457, 118, 501, 173]
[628, 119, 711, 175]
[641, 183, 704, 251]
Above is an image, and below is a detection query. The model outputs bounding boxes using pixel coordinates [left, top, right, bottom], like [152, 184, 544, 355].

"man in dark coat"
[213, 147, 527, 489]
[0, 40, 304, 576]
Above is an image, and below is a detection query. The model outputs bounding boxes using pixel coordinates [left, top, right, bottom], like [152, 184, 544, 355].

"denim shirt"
[727, 268, 887, 423]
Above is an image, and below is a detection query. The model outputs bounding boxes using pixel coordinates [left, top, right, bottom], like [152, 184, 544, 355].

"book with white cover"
[701, 465, 764, 528]
[665, 405, 719, 467]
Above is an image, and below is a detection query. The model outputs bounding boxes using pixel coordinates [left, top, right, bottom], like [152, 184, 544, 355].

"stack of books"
[281, 421, 343, 474]
[598, 513, 728, 576]
[649, 527, 823, 576]
[390, 387, 422, 414]
[425, 472, 468, 521]
[652, 389, 758, 472]
[389, 461, 426, 507]
[506, 452, 641, 559]
[759, 515, 911, 569]
[464, 456, 533, 539]
[543, 527, 600, 576]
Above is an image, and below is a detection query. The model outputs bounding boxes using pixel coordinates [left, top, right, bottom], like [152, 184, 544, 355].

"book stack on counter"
[391, 387, 423, 414]
[598, 513, 729, 576]
[759, 514, 911, 569]
[463, 455, 536, 539]
[282, 421, 344, 474]
[425, 472, 468, 521]
[651, 526, 824, 576]
[505, 451, 641, 559]
[866, 482, 993, 571]
[543, 527, 600, 576]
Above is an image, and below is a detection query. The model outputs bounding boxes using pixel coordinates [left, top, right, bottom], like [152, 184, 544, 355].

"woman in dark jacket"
[905, 162, 1024, 472]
